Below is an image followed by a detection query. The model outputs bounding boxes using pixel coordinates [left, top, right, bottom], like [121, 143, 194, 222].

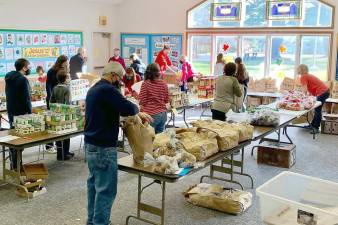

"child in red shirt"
[36, 66, 47, 83]
[297, 64, 329, 133]
[122, 67, 141, 97]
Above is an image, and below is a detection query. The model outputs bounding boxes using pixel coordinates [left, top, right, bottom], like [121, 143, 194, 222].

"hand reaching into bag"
[138, 112, 153, 124]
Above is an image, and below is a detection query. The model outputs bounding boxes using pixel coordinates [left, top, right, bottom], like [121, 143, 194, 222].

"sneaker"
[45, 146, 57, 154]
[310, 128, 320, 134]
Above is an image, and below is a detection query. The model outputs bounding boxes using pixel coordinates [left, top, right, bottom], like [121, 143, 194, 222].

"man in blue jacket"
[5, 58, 32, 170]
[84, 62, 151, 225]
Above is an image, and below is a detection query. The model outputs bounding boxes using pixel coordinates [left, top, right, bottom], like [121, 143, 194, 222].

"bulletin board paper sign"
[23, 47, 60, 58]
[0, 29, 83, 77]
[125, 37, 146, 46]
[123, 47, 130, 58]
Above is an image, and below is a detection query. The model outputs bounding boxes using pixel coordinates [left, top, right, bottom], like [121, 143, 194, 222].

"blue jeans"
[85, 143, 118, 225]
[311, 90, 330, 129]
[151, 112, 167, 134]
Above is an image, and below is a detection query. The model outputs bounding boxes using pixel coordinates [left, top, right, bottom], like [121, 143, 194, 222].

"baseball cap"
[102, 62, 125, 78]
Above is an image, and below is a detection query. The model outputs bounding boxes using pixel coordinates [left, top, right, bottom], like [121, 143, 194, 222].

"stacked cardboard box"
[198, 77, 215, 99]
[169, 86, 189, 108]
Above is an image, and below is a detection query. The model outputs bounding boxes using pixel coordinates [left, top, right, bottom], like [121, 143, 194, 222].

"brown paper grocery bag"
[123, 116, 155, 164]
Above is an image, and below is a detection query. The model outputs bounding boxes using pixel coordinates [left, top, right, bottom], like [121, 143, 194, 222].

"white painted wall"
[113, 0, 202, 53]
[0, 0, 116, 72]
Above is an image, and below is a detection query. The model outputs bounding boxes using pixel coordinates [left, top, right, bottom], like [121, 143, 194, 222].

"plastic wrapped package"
[184, 183, 252, 215]
[251, 109, 280, 127]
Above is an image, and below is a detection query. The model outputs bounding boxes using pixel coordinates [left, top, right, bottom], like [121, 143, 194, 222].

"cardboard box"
[247, 97, 262, 107]
[163, 73, 178, 85]
[321, 116, 338, 135]
[258, 142, 296, 168]
[23, 163, 49, 180]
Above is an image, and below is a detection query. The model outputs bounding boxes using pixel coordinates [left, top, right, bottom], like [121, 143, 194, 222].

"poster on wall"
[121, 34, 150, 66]
[0, 29, 83, 77]
[150, 35, 183, 68]
[267, 0, 302, 20]
[210, 3, 242, 21]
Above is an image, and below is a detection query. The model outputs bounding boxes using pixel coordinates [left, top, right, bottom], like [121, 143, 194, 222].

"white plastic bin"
[256, 171, 338, 225]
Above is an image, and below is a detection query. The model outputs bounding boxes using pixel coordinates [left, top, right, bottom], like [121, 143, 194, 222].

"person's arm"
[232, 78, 242, 97]
[138, 82, 148, 112]
[22, 78, 32, 114]
[64, 87, 71, 105]
[107, 87, 139, 117]
[120, 58, 126, 70]
[50, 88, 56, 104]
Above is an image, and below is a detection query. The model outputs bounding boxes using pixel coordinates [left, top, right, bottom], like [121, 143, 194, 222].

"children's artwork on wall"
[7, 33, 15, 46]
[210, 2, 242, 21]
[0, 34, 3, 46]
[33, 34, 40, 45]
[68, 34, 74, 44]
[41, 34, 48, 45]
[0, 29, 83, 77]
[5, 48, 14, 60]
[267, 0, 302, 20]
[17, 34, 25, 46]
[25, 34, 32, 45]
[14, 47, 22, 59]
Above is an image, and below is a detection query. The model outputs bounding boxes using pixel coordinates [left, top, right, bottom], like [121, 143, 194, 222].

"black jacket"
[46, 68, 58, 109]
[5, 71, 32, 123]
[69, 53, 84, 80]
[84, 79, 139, 147]
[130, 59, 145, 78]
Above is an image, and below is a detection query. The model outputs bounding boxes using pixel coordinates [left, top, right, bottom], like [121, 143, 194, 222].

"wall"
[0, 0, 116, 72]
[113, 0, 201, 53]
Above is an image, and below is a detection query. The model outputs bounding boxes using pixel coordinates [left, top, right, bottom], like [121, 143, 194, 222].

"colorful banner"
[23, 47, 60, 58]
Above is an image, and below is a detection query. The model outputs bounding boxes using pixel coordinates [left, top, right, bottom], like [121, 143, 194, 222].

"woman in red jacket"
[155, 45, 176, 75]
[122, 67, 141, 97]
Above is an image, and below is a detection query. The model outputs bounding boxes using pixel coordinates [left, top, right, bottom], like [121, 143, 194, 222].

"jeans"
[151, 112, 167, 134]
[211, 109, 226, 121]
[311, 90, 330, 129]
[56, 139, 70, 159]
[85, 143, 118, 225]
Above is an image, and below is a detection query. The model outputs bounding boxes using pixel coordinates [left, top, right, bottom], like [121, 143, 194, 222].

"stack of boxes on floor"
[169, 86, 189, 108]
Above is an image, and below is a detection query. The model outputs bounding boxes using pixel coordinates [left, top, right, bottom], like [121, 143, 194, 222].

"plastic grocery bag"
[123, 115, 155, 164]
[184, 183, 252, 215]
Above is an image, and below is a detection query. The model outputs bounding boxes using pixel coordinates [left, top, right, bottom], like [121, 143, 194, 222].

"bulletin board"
[121, 33, 183, 67]
[0, 29, 83, 77]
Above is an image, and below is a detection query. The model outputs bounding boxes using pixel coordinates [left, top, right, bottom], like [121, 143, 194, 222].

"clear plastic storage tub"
[256, 171, 338, 225]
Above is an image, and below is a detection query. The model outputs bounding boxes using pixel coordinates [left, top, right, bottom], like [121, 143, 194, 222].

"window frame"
[186, 31, 333, 80]
[186, 0, 335, 30]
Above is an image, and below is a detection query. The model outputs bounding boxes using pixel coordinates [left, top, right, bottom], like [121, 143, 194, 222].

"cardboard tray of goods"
[23, 163, 49, 180]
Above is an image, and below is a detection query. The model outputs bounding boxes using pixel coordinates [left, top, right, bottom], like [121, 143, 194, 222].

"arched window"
[187, 0, 334, 81]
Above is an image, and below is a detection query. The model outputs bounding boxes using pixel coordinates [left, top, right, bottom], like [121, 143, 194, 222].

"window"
[215, 36, 238, 60]
[187, 0, 333, 28]
[190, 36, 212, 75]
[242, 36, 267, 80]
[188, 34, 331, 81]
[269, 36, 297, 80]
[300, 36, 330, 81]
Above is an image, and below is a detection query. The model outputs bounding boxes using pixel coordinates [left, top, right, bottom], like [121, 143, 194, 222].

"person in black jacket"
[5, 58, 32, 170]
[45, 55, 68, 153]
[84, 62, 152, 225]
[69, 47, 86, 80]
[129, 53, 145, 79]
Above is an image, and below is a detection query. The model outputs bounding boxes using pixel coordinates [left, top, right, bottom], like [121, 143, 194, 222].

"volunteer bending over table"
[211, 62, 242, 121]
[5, 58, 32, 170]
[84, 62, 152, 225]
[155, 45, 176, 75]
[297, 64, 330, 134]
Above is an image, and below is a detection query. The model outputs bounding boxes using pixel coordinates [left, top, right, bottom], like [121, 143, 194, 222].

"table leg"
[183, 109, 189, 128]
[126, 175, 166, 225]
[2, 145, 5, 181]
